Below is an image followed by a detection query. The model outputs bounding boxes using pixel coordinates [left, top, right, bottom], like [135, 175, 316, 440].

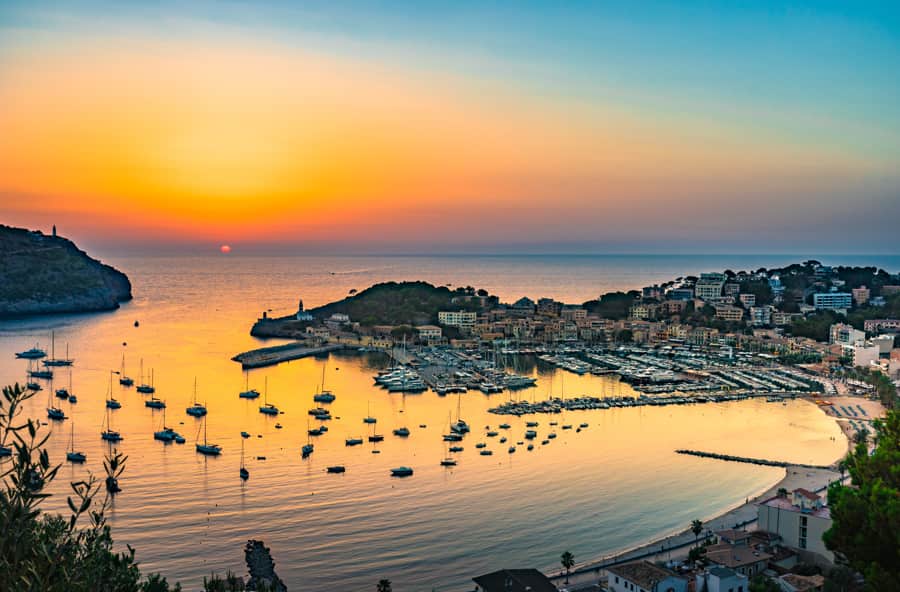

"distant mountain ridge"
[0, 224, 132, 317]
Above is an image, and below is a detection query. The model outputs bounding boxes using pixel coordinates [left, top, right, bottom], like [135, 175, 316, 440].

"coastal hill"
[0, 224, 132, 317]
[251, 281, 487, 338]
[309, 281, 483, 326]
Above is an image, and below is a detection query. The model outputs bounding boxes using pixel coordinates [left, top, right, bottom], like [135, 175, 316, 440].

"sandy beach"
[548, 395, 886, 590]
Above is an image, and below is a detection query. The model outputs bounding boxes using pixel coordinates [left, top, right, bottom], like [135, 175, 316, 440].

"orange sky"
[1, 24, 895, 250]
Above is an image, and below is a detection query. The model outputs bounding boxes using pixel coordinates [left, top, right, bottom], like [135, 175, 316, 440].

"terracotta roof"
[705, 544, 772, 569]
[607, 561, 683, 590]
[472, 569, 557, 592]
[716, 529, 751, 542]
[793, 488, 820, 500]
[780, 573, 826, 591]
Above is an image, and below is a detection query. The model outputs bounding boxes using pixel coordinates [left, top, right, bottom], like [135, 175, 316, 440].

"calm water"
[1, 253, 885, 591]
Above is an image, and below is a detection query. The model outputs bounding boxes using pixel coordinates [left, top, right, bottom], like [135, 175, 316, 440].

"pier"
[232, 342, 344, 369]
[675, 449, 831, 470]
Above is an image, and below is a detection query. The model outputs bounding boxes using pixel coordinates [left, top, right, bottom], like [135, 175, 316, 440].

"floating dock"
[232, 342, 344, 369]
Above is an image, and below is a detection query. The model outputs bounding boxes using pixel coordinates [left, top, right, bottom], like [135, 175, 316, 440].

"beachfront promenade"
[547, 465, 842, 590]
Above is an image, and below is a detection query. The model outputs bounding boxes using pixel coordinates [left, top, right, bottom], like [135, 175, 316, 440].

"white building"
[607, 561, 688, 592]
[829, 323, 865, 346]
[871, 334, 895, 355]
[757, 489, 833, 563]
[843, 342, 880, 368]
[695, 566, 749, 592]
[329, 313, 350, 323]
[739, 293, 756, 308]
[438, 310, 477, 330]
[415, 325, 442, 342]
[695, 273, 727, 301]
[813, 292, 852, 311]
[750, 306, 772, 326]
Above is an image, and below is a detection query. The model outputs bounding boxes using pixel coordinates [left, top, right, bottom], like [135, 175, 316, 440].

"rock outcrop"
[244, 540, 286, 591]
[0, 225, 132, 317]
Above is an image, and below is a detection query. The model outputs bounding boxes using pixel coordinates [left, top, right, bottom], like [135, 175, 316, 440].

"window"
[615, 577, 619, 584]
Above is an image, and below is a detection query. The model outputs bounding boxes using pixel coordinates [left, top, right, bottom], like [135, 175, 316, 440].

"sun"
[220, 244, 231, 254]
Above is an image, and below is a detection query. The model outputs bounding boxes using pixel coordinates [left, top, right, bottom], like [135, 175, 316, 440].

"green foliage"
[203, 571, 245, 591]
[824, 410, 900, 590]
[582, 291, 639, 320]
[841, 367, 899, 409]
[0, 383, 177, 592]
[790, 310, 843, 342]
[310, 281, 484, 327]
[748, 575, 781, 592]
[739, 279, 774, 306]
[376, 578, 392, 592]
[779, 352, 823, 365]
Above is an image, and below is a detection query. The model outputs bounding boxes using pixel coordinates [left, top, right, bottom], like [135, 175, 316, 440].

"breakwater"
[675, 449, 830, 470]
[231, 342, 344, 368]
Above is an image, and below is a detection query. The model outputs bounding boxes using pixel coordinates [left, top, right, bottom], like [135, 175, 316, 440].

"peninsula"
[0, 224, 132, 317]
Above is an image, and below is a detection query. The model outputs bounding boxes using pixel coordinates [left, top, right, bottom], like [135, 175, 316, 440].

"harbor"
[231, 342, 345, 368]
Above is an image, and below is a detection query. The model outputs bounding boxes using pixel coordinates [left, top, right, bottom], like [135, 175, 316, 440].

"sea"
[1, 253, 895, 591]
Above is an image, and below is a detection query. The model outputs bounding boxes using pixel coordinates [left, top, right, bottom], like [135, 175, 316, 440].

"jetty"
[232, 342, 344, 369]
[675, 449, 831, 470]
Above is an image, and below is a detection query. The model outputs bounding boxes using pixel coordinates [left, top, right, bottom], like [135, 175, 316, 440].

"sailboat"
[302, 420, 314, 457]
[362, 401, 376, 424]
[66, 370, 77, 403]
[106, 370, 122, 409]
[186, 378, 207, 417]
[46, 376, 65, 420]
[153, 407, 178, 442]
[368, 418, 384, 442]
[145, 395, 166, 409]
[259, 377, 279, 415]
[43, 332, 74, 367]
[136, 361, 155, 394]
[195, 415, 221, 455]
[66, 423, 86, 463]
[440, 439, 457, 466]
[239, 370, 260, 399]
[450, 393, 469, 434]
[119, 353, 134, 386]
[101, 404, 122, 442]
[240, 438, 249, 480]
[312, 363, 335, 403]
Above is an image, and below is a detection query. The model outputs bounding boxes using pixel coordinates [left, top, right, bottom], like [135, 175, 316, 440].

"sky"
[1, 1, 898, 254]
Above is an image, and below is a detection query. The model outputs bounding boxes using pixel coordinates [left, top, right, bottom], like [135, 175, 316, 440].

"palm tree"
[691, 519, 703, 549]
[376, 579, 392, 592]
[560, 550, 575, 584]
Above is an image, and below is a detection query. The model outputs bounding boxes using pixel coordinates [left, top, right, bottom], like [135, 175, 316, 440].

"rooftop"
[607, 561, 682, 589]
[780, 573, 826, 592]
[759, 496, 831, 519]
[472, 568, 557, 592]
[705, 543, 772, 569]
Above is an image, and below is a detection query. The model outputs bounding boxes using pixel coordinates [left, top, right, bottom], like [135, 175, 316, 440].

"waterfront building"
[864, 319, 900, 332]
[843, 342, 880, 367]
[415, 325, 442, 342]
[438, 310, 477, 330]
[704, 543, 771, 577]
[472, 569, 556, 592]
[695, 566, 748, 592]
[295, 299, 314, 321]
[757, 489, 834, 564]
[608, 561, 688, 592]
[829, 323, 865, 346]
[812, 292, 852, 311]
[851, 285, 870, 306]
[696, 273, 727, 301]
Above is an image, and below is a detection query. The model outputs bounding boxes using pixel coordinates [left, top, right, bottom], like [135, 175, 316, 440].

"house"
[715, 305, 744, 322]
[607, 561, 688, 592]
[864, 319, 900, 333]
[851, 286, 870, 306]
[704, 544, 771, 577]
[715, 529, 751, 547]
[749, 306, 772, 326]
[829, 324, 865, 346]
[471, 568, 557, 592]
[777, 573, 825, 592]
[695, 566, 748, 592]
[738, 293, 756, 308]
[415, 325, 442, 342]
[757, 489, 833, 564]
[328, 313, 350, 323]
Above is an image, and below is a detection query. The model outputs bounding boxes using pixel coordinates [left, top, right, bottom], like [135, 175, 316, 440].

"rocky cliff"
[0, 225, 132, 317]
